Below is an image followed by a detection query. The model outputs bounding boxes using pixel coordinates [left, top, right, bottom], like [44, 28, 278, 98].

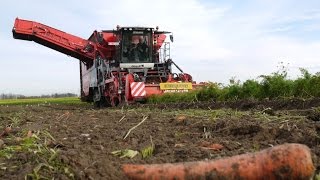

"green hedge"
[148, 68, 320, 103]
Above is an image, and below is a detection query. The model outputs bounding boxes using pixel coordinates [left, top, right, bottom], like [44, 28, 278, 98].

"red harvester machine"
[13, 18, 202, 107]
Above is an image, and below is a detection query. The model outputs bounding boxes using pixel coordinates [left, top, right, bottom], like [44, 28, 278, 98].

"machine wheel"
[93, 88, 110, 108]
[94, 100, 101, 108]
[100, 96, 111, 108]
[106, 80, 121, 107]
[93, 88, 101, 108]
[110, 96, 120, 107]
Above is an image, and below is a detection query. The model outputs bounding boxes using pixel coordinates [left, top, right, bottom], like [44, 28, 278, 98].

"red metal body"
[12, 18, 202, 107]
[13, 18, 94, 62]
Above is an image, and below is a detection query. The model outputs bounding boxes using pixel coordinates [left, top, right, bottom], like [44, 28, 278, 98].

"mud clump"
[230, 124, 262, 136]
[307, 111, 320, 122]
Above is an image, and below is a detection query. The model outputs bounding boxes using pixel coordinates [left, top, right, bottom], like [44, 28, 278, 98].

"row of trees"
[0, 93, 78, 99]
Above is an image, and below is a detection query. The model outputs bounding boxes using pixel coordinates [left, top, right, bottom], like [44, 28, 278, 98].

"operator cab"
[119, 27, 153, 65]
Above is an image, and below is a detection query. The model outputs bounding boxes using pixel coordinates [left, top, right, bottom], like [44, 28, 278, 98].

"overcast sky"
[1, 0, 320, 95]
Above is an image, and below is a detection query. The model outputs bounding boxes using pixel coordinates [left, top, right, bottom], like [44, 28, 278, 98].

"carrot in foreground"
[122, 143, 314, 180]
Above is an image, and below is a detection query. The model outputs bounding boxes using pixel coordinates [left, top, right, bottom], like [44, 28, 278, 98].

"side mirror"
[170, 34, 174, 43]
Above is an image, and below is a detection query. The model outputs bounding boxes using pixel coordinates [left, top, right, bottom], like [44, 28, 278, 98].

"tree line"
[0, 93, 78, 99]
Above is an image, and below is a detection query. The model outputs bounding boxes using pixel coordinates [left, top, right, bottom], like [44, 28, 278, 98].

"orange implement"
[122, 143, 314, 180]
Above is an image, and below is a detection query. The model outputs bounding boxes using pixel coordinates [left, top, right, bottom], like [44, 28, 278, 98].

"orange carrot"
[122, 143, 314, 180]
[201, 143, 224, 151]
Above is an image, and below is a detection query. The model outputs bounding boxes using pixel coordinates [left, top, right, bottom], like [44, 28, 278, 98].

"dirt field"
[0, 99, 320, 179]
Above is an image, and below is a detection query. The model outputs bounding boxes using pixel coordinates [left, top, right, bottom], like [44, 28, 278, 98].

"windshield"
[121, 30, 152, 63]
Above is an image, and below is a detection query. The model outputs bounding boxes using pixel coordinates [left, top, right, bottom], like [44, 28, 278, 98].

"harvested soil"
[0, 102, 320, 179]
[141, 97, 320, 111]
